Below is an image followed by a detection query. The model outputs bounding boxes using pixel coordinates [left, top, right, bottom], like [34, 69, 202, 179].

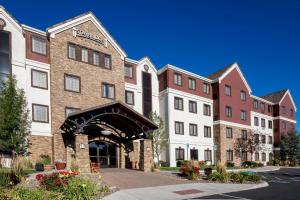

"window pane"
[65, 107, 80, 117]
[32, 36, 46, 55]
[68, 44, 76, 59]
[125, 64, 133, 78]
[104, 55, 111, 69]
[125, 91, 134, 105]
[33, 104, 48, 122]
[93, 52, 100, 66]
[188, 78, 196, 90]
[32, 70, 47, 89]
[102, 83, 115, 99]
[65, 75, 80, 92]
[81, 48, 88, 62]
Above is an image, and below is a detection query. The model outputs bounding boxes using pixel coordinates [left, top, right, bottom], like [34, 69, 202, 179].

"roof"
[206, 63, 235, 80]
[260, 89, 288, 104]
[0, 5, 23, 34]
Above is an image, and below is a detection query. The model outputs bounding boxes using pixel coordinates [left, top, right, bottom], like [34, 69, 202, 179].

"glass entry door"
[89, 141, 117, 168]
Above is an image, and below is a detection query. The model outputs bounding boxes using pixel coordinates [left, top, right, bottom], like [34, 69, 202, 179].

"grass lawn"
[0, 167, 36, 175]
[159, 166, 180, 171]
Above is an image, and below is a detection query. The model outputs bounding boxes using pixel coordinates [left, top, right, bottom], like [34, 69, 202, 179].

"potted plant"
[204, 167, 213, 176]
[55, 159, 66, 170]
[40, 155, 53, 171]
[35, 162, 44, 171]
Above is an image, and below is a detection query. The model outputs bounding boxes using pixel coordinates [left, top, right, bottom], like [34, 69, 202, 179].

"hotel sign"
[73, 28, 108, 47]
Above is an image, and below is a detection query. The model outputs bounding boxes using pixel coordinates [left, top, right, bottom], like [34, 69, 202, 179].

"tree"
[148, 112, 167, 167]
[280, 129, 299, 166]
[0, 77, 30, 156]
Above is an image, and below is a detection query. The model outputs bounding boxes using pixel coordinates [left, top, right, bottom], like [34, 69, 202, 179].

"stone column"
[75, 134, 90, 173]
[119, 145, 125, 168]
[140, 139, 153, 172]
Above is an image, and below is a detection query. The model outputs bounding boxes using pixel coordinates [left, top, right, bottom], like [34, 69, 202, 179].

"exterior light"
[101, 130, 112, 136]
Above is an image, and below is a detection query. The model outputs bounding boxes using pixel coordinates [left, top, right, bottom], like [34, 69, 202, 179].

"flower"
[82, 184, 86, 188]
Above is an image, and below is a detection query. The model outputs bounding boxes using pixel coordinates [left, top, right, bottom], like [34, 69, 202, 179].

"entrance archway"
[89, 141, 117, 168]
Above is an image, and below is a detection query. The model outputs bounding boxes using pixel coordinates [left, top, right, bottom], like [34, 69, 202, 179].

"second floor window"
[225, 85, 231, 96]
[253, 100, 258, 109]
[203, 82, 210, 94]
[65, 74, 80, 93]
[125, 64, 133, 78]
[174, 73, 182, 86]
[241, 130, 247, 140]
[268, 120, 273, 129]
[204, 149, 212, 161]
[174, 97, 183, 110]
[260, 102, 265, 112]
[93, 52, 100, 66]
[32, 104, 48, 123]
[204, 126, 211, 138]
[226, 127, 233, 138]
[225, 106, 232, 118]
[203, 104, 211, 116]
[241, 110, 247, 121]
[261, 135, 266, 144]
[240, 91, 246, 101]
[254, 117, 259, 126]
[31, 69, 47, 89]
[32, 36, 46, 55]
[262, 152, 266, 161]
[268, 136, 273, 144]
[261, 118, 266, 128]
[102, 83, 115, 99]
[189, 100, 197, 113]
[81, 48, 88, 62]
[188, 78, 196, 90]
[189, 123, 198, 136]
[175, 121, 184, 135]
[125, 90, 134, 105]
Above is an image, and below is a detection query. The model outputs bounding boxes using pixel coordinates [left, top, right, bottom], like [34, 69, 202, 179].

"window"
[260, 102, 265, 112]
[189, 124, 198, 136]
[175, 121, 184, 135]
[81, 48, 88, 62]
[261, 118, 266, 128]
[268, 120, 273, 129]
[204, 149, 212, 161]
[174, 97, 184, 110]
[125, 64, 133, 78]
[104, 54, 111, 69]
[32, 104, 48, 123]
[226, 127, 233, 138]
[241, 110, 247, 121]
[190, 149, 198, 160]
[291, 109, 294, 117]
[254, 134, 259, 144]
[203, 104, 211, 116]
[254, 117, 259, 126]
[175, 148, 184, 161]
[227, 150, 233, 161]
[189, 101, 197, 113]
[268, 105, 272, 113]
[64, 74, 80, 93]
[262, 152, 266, 161]
[31, 69, 47, 89]
[282, 121, 286, 129]
[253, 100, 258, 109]
[241, 130, 247, 140]
[225, 85, 231, 96]
[269, 153, 274, 161]
[261, 135, 266, 144]
[255, 152, 259, 161]
[203, 82, 210, 94]
[68, 43, 76, 59]
[102, 83, 115, 99]
[241, 151, 247, 161]
[125, 90, 134, 105]
[204, 126, 211, 138]
[0, 31, 10, 83]
[240, 91, 246, 101]
[65, 107, 80, 117]
[188, 78, 196, 90]
[93, 52, 100, 66]
[225, 106, 232, 118]
[282, 106, 286, 114]
[268, 136, 273, 144]
[32, 36, 46, 55]
[174, 73, 182, 86]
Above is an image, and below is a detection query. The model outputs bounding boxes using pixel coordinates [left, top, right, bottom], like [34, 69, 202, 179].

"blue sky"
[1, 0, 299, 130]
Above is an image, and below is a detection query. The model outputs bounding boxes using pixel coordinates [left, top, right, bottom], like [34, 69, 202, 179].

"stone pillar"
[140, 139, 153, 172]
[75, 134, 90, 173]
[120, 145, 125, 168]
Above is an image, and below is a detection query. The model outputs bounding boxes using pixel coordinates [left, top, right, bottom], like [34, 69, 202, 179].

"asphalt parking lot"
[193, 168, 300, 200]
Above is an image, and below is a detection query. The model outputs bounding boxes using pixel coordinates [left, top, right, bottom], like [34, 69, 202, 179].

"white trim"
[279, 90, 297, 111]
[138, 57, 157, 73]
[213, 120, 251, 129]
[215, 63, 252, 94]
[125, 58, 139, 64]
[0, 7, 23, 34]
[251, 95, 274, 105]
[158, 64, 212, 83]
[273, 116, 296, 124]
[47, 12, 127, 59]
[25, 59, 50, 68]
[251, 111, 274, 120]
[22, 24, 46, 36]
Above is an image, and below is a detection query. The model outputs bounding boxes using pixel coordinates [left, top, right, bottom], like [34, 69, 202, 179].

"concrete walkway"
[103, 181, 268, 200]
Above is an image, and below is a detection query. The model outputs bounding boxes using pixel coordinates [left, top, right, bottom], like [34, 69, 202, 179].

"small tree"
[280, 129, 299, 166]
[0, 77, 30, 156]
[148, 112, 167, 167]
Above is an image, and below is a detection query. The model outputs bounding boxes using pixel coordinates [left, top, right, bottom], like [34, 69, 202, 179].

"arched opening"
[89, 141, 117, 168]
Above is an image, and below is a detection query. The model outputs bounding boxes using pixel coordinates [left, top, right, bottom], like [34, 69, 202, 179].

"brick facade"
[28, 135, 53, 164]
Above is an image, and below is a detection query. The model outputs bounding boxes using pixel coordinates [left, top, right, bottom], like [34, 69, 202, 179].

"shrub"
[63, 177, 98, 200]
[244, 173, 261, 183]
[209, 171, 261, 183]
[267, 159, 280, 166]
[216, 162, 226, 174]
[176, 160, 188, 167]
[12, 186, 63, 200]
[257, 162, 264, 167]
[226, 162, 235, 168]
[228, 172, 246, 183]
[38, 155, 51, 165]
[242, 161, 258, 168]
[208, 172, 229, 183]
[180, 160, 200, 180]
[0, 168, 22, 187]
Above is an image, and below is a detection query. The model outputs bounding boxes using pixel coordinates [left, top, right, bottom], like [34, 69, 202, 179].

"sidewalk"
[103, 181, 268, 200]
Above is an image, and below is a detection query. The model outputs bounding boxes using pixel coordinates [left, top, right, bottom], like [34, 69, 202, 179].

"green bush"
[244, 174, 261, 183]
[38, 155, 51, 165]
[209, 171, 261, 183]
[257, 162, 264, 167]
[0, 168, 21, 187]
[176, 160, 188, 167]
[242, 161, 258, 168]
[63, 177, 98, 200]
[226, 162, 235, 168]
[12, 186, 63, 200]
[228, 172, 246, 183]
[208, 172, 229, 183]
[267, 159, 279, 166]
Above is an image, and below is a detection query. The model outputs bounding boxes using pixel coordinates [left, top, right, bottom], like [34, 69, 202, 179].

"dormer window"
[125, 64, 133, 78]
[32, 36, 46, 55]
[188, 78, 196, 90]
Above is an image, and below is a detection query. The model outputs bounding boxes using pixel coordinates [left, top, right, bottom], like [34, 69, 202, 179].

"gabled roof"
[208, 62, 252, 94]
[261, 89, 297, 111]
[47, 11, 127, 59]
[0, 5, 23, 34]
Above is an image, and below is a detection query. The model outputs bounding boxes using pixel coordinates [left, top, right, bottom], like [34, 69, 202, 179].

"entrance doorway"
[89, 141, 117, 168]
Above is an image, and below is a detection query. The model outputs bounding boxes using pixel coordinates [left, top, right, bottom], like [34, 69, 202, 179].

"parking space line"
[220, 194, 252, 200]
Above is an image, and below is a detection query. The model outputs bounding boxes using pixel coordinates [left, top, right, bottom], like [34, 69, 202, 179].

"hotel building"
[0, 6, 297, 170]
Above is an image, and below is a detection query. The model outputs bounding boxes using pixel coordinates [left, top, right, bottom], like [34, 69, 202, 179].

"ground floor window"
[226, 150, 233, 161]
[204, 149, 212, 162]
[190, 149, 198, 160]
[175, 147, 184, 160]
[269, 153, 274, 161]
[262, 152, 266, 161]
[255, 152, 260, 161]
[241, 151, 247, 161]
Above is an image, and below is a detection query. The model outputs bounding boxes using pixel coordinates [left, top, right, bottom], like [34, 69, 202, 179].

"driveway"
[101, 168, 188, 189]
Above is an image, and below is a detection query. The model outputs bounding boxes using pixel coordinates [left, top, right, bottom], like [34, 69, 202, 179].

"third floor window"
[189, 100, 197, 113]
[225, 106, 232, 118]
[64, 74, 80, 93]
[174, 97, 184, 110]
[225, 85, 231, 96]
[32, 36, 46, 55]
[253, 100, 258, 109]
[188, 78, 196, 90]
[240, 91, 246, 101]
[174, 73, 182, 86]
[241, 110, 247, 121]
[203, 104, 211, 116]
[203, 82, 210, 94]
[261, 118, 266, 128]
[31, 69, 48, 89]
[102, 83, 115, 99]
[125, 64, 133, 78]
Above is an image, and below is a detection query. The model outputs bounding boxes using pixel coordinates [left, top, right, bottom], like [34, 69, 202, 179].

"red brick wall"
[124, 62, 137, 84]
[25, 31, 50, 63]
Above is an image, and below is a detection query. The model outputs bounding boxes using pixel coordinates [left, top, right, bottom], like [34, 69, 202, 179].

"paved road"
[194, 168, 300, 200]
